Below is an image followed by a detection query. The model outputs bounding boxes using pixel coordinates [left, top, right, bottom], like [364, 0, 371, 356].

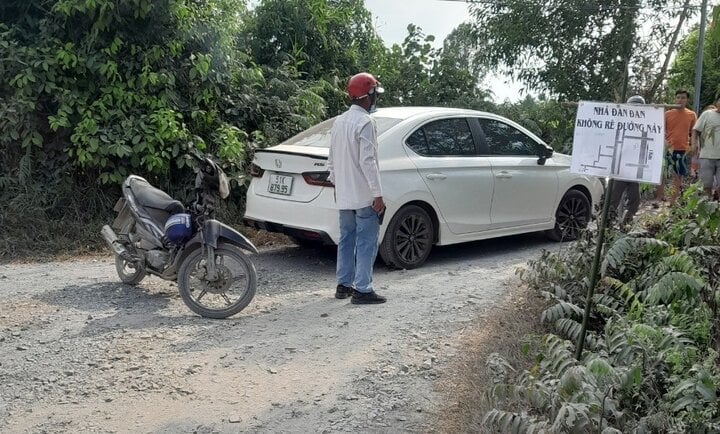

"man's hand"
[372, 197, 385, 214]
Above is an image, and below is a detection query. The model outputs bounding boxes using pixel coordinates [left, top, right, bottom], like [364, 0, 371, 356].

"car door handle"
[426, 173, 447, 180]
[495, 171, 512, 179]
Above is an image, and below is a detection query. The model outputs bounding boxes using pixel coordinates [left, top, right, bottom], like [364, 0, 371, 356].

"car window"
[406, 118, 475, 156]
[284, 116, 402, 147]
[478, 118, 539, 156]
[406, 128, 428, 154]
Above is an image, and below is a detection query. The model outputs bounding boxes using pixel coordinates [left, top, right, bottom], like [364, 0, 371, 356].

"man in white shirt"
[692, 96, 720, 198]
[327, 72, 386, 304]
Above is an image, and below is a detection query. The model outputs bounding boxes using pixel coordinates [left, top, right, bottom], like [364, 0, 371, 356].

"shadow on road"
[259, 231, 556, 270]
[423, 232, 555, 267]
[28, 232, 556, 338]
[33, 279, 275, 340]
[32, 282, 187, 335]
[34, 281, 173, 314]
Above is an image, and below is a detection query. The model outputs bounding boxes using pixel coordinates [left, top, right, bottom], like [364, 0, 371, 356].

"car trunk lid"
[251, 146, 330, 203]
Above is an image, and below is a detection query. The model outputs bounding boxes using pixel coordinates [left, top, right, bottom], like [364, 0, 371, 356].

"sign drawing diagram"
[571, 102, 665, 185]
[580, 127, 654, 179]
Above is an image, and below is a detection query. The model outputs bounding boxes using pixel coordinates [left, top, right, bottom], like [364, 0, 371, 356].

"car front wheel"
[546, 190, 591, 242]
[379, 205, 434, 269]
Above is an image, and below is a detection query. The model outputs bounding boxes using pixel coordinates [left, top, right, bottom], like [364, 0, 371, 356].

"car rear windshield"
[282, 116, 402, 147]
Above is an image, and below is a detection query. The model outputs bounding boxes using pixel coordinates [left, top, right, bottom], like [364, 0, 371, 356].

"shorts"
[666, 150, 688, 177]
[699, 158, 720, 189]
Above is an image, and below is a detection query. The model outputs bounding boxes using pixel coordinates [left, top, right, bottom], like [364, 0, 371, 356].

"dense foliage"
[485, 185, 720, 432]
[0, 0, 708, 260]
[0, 0, 492, 258]
[669, 5, 720, 108]
[0, 0, 333, 188]
[377, 23, 491, 110]
[469, 0, 697, 102]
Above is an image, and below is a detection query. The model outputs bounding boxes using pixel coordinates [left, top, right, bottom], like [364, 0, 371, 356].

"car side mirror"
[537, 145, 553, 165]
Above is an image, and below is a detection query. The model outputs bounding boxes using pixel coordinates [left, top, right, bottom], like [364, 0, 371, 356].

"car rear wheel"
[546, 190, 591, 242]
[380, 205, 434, 269]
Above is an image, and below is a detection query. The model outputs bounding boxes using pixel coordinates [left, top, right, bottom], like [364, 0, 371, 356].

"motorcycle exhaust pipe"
[101, 225, 137, 262]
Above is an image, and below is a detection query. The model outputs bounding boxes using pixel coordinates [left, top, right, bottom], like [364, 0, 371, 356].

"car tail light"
[302, 171, 333, 187]
[249, 163, 264, 178]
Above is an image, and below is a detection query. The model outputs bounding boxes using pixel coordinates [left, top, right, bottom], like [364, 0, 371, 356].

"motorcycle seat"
[128, 177, 185, 214]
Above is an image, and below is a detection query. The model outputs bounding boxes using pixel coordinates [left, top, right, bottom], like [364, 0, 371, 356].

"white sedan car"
[244, 107, 602, 269]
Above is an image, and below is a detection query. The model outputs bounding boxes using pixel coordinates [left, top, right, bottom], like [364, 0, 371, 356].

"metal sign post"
[575, 177, 613, 359]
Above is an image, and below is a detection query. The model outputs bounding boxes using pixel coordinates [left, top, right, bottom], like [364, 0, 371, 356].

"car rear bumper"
[244, 190, 339, 244]
[243, 218, 336, 245]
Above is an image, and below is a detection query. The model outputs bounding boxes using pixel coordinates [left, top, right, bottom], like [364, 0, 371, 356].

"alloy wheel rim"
[557, 197, 589, 238]
[395, 214, 430, 264]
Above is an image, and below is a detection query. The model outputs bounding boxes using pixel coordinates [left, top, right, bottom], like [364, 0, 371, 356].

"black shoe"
[335, 284, 354, 299]
[351, 290, 386, 304]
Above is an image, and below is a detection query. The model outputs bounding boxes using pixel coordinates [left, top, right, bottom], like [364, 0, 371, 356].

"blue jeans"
[337, 206, 379, 293]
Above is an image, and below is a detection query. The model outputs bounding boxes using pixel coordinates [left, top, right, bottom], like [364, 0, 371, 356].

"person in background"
[327, 72, 387, 305]
[610, 95, 645, 225]
[691, 149, 700, 180]
[691, 97, 720, 199]
[657, 89, 697, 204]
[703, 104, 719, 199]
[691, 104, 717, 181]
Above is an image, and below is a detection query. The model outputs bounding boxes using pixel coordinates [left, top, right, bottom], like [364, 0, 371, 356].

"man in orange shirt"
[657, 89, 697, 203]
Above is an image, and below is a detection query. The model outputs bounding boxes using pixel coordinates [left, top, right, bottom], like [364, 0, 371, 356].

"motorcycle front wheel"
[177, 243, 257, 319]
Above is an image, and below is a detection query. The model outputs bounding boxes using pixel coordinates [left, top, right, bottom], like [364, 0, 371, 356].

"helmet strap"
[368, 92, 378, 113]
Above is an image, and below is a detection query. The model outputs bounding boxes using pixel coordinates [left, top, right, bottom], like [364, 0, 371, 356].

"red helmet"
[347, 72, 384, 100]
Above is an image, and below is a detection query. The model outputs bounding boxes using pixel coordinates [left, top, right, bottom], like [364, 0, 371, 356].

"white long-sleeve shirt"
[327, 105, 383, 210]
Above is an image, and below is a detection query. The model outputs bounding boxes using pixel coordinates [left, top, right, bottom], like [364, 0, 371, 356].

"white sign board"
[570, 101, 665, 184]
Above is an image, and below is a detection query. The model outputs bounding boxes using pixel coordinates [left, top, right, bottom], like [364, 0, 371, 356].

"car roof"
[372, 106, 491, 120]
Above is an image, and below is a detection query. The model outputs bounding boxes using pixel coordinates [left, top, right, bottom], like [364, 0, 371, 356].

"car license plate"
[268, 174, 293, 195]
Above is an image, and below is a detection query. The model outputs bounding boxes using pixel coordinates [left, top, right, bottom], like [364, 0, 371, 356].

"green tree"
[428, 23, 492, 109]
[495, 96, 576, 152]
[242, 0, 383, 80]
[376, 24, 435, 106]
[669, 6, 720, 109]
[469, 0, 696, 102]
[0, 0, 331, 257]
[240, 0, 385, 116]
[0, 0, 328, 188]
[377, 24, 490, 109]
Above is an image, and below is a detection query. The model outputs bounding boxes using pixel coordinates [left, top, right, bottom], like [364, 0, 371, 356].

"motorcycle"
[101, 151, 258, 319]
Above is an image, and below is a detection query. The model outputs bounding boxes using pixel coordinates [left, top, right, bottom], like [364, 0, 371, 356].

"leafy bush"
[486, 187, 720, 433]
[0, 0, 330, 259]
[0, 0, 565, 260]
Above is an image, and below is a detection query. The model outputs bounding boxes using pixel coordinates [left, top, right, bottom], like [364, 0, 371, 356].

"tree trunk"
[647, 0, 692, 102]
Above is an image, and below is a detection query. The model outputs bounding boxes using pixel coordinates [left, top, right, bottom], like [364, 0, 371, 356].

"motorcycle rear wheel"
[177, 243, 257, 319]
[115, 256, 147, 285]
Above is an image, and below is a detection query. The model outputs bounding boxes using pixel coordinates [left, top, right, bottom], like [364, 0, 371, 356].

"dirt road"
[0, 234, 552, 433]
